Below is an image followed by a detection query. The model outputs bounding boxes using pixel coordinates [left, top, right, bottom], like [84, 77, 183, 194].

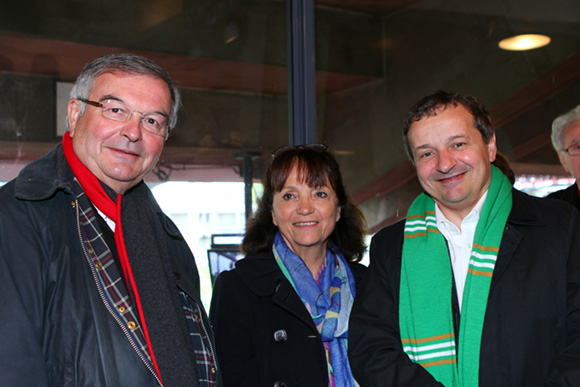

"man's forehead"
[90, 72, 171, 109]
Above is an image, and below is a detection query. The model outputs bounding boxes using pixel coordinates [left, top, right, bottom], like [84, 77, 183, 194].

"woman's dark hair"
[242, 145, 367, 262]
[492, 152, 515, 185]
[402, 90, 494, 162]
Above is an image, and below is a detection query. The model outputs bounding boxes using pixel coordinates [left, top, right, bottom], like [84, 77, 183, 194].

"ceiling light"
[498, 34, 551, 51]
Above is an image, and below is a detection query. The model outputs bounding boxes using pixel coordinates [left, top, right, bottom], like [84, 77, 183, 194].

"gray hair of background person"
[402, 90, 495, 163]
[68, 53, 182, 131]
[551, 105, 580, 151]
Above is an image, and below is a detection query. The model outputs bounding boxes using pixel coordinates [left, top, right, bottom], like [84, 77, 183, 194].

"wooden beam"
[316, 0, 423, 16]
[351, 161, 416, 205]
[489, 52, 580, 130]
[368, 211, 406, 234]
[504, 132, 552, 161]
[0, 34, 380, 96]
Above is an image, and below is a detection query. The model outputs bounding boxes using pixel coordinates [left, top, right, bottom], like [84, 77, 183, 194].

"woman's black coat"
[210, 251, 366, 387]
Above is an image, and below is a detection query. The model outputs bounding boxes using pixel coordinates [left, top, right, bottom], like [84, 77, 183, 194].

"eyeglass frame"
[77, 98, 171, 140]
[561, 142, 580, 156]
[271, 144, 329, 158]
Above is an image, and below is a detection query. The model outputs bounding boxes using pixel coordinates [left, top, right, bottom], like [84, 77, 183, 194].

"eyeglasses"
[271, 144, 329, 158]
[78, 98, 170, 140]
[562, 142, 580, 156]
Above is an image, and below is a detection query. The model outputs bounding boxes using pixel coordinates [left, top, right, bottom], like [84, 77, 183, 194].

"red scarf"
[62, 132, 163, 383]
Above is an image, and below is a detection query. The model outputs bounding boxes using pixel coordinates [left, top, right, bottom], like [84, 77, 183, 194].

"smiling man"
[0, 54, 220, 386]
[348, 90, 580, 386]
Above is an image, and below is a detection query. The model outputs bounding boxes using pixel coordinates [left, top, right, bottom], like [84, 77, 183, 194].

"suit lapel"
[490, 190, 542, 292]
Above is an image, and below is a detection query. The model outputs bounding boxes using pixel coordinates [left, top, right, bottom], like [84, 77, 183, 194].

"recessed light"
[498, 34, 551, 51]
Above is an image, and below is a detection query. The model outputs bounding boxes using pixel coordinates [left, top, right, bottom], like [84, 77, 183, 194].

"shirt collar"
[435, 190, 488, 232]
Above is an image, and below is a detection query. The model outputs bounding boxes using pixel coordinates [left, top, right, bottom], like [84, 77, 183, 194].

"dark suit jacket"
[348, 189, 580, 386]
[547, 182, 580, 211]
[210, 250, 366, 387]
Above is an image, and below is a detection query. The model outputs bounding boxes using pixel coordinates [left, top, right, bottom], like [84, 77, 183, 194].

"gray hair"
[551, 105, 580, 151]
[69, 53, 181, 132]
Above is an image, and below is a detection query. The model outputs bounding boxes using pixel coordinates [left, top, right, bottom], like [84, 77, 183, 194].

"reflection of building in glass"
[151, 181, 259, 310]
[514, 176, 575, 198]
[207, 234, 245, 285]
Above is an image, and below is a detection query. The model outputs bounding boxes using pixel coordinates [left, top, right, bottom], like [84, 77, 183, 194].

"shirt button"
[118, 306, 126, 313]
[95, 261, 103, 270]
[211, 367, 216, 374]
[127, 321, 136, 330]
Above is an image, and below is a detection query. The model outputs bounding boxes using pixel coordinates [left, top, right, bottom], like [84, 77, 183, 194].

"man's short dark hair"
[402, 90, 494, 162]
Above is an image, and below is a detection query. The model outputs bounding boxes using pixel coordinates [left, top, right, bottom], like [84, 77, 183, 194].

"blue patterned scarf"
[273, 232, 358, 387]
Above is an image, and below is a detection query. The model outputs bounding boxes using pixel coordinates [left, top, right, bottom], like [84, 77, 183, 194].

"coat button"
[274, 381, 287, 387]
[273, 329, 287, 342]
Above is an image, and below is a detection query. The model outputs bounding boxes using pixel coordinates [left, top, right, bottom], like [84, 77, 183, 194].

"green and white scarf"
[399, 165, 512, 386]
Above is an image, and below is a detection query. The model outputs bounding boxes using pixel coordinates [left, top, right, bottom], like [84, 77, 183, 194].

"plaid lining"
[179, 291, 218, 385]
[72, 178, 217, 386]
[72, 179, 153, 365]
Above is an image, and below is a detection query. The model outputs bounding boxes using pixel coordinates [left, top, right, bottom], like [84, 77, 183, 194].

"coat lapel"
[490, 190, 543, 292]
[236, 251, 319, 330]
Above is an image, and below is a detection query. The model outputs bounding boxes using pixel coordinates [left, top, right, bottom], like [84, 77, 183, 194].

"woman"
[210, 144, 367, 387]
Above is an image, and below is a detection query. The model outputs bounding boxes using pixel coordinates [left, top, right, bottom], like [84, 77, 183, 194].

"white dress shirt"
[435, 191, 488, 312]
[96, 207, 116, 231]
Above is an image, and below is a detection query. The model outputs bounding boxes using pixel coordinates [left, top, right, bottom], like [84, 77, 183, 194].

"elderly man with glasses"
[0, 54, 221, 387]
[548, 105, 580, 210]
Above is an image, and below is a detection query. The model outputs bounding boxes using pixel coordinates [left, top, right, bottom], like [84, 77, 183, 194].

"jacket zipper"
[74, 199, 163, 387]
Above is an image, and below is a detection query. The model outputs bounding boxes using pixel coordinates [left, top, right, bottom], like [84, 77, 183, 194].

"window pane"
[0, 0, 289, 307]
[314, 0, 580, 233]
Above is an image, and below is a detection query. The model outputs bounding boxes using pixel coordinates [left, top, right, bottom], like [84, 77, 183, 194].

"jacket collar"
[506, 188, 543, 226]
[235, 251, 287, 297]
[13, 143, 182, 246]
[14, 144, 73, 201]
[235, 250, 318, 328]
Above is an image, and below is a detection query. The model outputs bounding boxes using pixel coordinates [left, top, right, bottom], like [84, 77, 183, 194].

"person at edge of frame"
[547, 104, 580, 210]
